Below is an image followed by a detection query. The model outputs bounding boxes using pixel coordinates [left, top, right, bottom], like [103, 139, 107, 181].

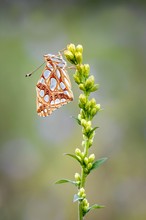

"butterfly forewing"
[36, 54, 73, 117]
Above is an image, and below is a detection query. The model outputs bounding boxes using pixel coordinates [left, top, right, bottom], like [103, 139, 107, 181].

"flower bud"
[84, 64, 90, 77]
[90, 84, 99, 92]
[76, 44, 83, 53]
[81, 119, 87, 128]
[84, 75, 95, 90]
[78, 187, 86, 197]
[67, 43, 76, 53]
[84, 168, 89, 174]
[76, 64, 84, 73]
[84, 121, 92, 133]
[79, 94, 87, 105]
[96, 104, 101, 111]
[82, 198, 89, 206]
[84, 157, 88, 165]
[90, 107, 98, 117]
[75, 51, 82, 64]
[80, 109, 86, 119]
[75, 173, 81, 181]
[88, 139, 93, 148]
[82, 140, 85, 147]
[87, 162, 92, 170]
[88, 154, 95, 162]
[90, 98, 96, 108]
[79, 83, 85, 91]
[75, 148, 82, 156]
[73, 73, 80, 84]
[64, 50, 74, 63]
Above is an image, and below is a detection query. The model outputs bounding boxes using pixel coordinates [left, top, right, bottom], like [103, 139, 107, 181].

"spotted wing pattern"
[36, 53, 73, 117]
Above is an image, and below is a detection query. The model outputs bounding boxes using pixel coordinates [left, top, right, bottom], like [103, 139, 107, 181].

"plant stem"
[78, 138, 89, 220]
[78, 167, 85, 220]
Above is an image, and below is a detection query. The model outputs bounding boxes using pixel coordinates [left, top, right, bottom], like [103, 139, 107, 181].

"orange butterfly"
[26, 53, 73, 117]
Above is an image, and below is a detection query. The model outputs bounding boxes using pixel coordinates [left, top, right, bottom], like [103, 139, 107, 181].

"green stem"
[78, 138, 89, 220]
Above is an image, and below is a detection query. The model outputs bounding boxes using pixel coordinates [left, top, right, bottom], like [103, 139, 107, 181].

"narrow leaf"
[86, 204, 105, 214]
[90, 157, 108, 171]
[87, 126, 99, 138]
[73, 194, 83, 202]
[55, 179, 77, 185]
[64, 153, 82, 164]
[71, 116, 81, 125]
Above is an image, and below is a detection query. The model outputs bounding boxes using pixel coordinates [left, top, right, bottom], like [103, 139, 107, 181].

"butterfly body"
[36, 53, 73, 117]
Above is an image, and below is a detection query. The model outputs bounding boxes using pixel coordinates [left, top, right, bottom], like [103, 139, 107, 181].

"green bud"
[75, 51, 82, 64]
[84, 121, 91, 133]
[79, 83, 85, 91]
[90, 98, 96, 108]
[88, 139, 93, 148]
[75, 148, 82, 156]
[84, 168, 89, 174]
[90, 84, 99, 92]
[73, 73, 80, 84]
[67, 43, 76, 53]
[83, 205, 89, 212]
[75, 173, 81, 181]
[90, 107, 98, 117]
[81, 119, 87, 128]
[84, 75, 95, 90]
[64, 50, 74, 63]
[77, 64, 84, 73]
[76, 44, 83, 53]
[79, 94, 87, 105]
[82, 140, 85, 147]
[78, 187, 86, 197]
[78, 113, 81, 121]
[83, 198, 89, 206]
[84, 64, 90, 78]
[88, 154, 95, 162]
[87, 162, 92, 170]
[96, 104, 101, 111]
[80, 109, 86, 119]
[84, 157, 88, 165]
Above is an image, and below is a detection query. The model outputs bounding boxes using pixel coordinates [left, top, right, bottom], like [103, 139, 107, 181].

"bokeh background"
[0, 0, 146, 220]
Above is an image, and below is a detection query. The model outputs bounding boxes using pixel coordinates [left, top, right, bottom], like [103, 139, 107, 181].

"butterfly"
[26, 53, 73, 117]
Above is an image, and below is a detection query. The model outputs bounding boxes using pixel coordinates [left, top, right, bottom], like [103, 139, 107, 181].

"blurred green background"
[0, 1, 146, 220]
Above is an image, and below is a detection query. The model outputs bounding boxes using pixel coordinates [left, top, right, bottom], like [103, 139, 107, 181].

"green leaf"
[90, 157, 108, 171]
[55, 179, 77, 185]
[85, 204, 105, 215]
[73, 194, 83, 202]
[71, 116, 81, 125]
[86, 126, 98, 139]
[64, 153, 82, 164]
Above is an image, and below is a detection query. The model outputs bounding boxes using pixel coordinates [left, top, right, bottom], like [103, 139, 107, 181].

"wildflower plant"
[56, 44, 107, 220]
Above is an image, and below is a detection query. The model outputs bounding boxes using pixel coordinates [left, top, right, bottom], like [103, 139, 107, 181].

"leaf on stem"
[64, 153, 82, 164]
[71, 116, 81, 125]
[55, 179, 77, 185]
[73, 194, 83, 202]
[85, 204, 105, 215]
[90, 157, 108, 171]
[86, 126, 98, 139]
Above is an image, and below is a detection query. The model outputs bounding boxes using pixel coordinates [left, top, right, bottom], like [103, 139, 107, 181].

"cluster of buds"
[75, 148, 95, 175]
[64, 43, 98, 94]
[64, 43, 83, 65]
[78, 95, 101, 121]
[77, 188, 90, 215]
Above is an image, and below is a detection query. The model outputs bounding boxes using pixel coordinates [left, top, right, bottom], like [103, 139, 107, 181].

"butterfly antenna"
[25, 61, 45, 77]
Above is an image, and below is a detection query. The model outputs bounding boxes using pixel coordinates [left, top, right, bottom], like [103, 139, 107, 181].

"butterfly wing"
[36, 54, 73, 117]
